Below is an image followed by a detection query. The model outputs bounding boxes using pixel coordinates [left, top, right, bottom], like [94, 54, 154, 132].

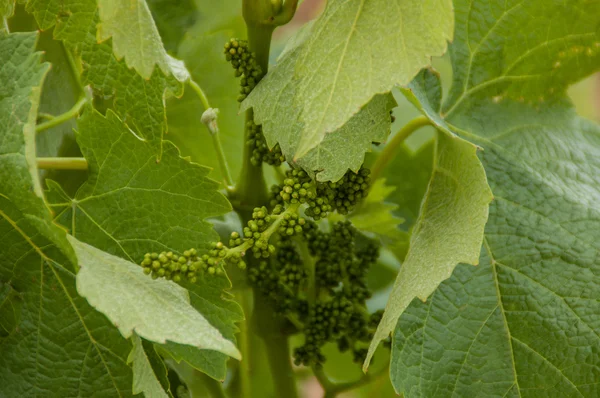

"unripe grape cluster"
[315, 167, 372, 215]
[291, 222, 382, 368]
[139, 248, 218, 283]
[224, 38, 285, 168]
[223, 38, 262, 102]
[246, 121, 285, 166]
[270, 167, 372, 220]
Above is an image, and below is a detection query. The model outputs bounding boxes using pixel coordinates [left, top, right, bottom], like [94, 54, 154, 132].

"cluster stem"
[190, 80, 234, 187]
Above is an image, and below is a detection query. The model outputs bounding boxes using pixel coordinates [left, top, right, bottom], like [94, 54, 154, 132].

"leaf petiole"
[312, 364, 388, 397]
[370, 115, 431, 182]
[35, 96, 88, 133]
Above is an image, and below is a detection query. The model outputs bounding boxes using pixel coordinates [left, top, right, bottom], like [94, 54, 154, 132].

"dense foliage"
[1, 0, 599, 397]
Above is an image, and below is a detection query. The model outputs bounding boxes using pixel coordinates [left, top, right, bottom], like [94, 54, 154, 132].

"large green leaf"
[390, 1, 600, 396]
[0, 32, 133, 396]
[243, 0, 453, 164]
[47, 109, 243, 378]
[72, 237, 240, 359]
[366, 127, 493, 368]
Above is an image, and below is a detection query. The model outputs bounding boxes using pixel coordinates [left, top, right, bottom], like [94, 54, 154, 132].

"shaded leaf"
[390, 0, 600, 396]
[366, 129, 493, 369]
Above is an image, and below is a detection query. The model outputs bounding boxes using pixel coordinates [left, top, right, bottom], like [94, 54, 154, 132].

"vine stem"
[370, 115, 431, 182]
[37, 157, 88, 170]
[232, 5, 299, 396]
[190, 80, 234, 187]
[35, 96, 87, 133]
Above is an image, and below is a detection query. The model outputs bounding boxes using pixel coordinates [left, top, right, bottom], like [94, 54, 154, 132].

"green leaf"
[0, 281, 21, 337]
[384, 140, 434, 230]
[80, 19, 184, 146]
[142, 338, 172, 395]
[97, 0, 180, 79]
[128, 334, 169, 398]
[242, 39, 395, 182]
[243, 0, 453, 161]
[71, 236, 240, 359]
[0, 31, 75, 261]
[24, 0, 96, 47]
[390, 1, 600, 395]
[365, 129, 493, 369]
[48, 109, 230, 259]
[0, 32, 133, 396]
[0, 0, 14, 21]
[0, 198, 135, 396]
[348, 178, 408, 257]
[443, 0, 600, 116]
[47, 109, 243, 378]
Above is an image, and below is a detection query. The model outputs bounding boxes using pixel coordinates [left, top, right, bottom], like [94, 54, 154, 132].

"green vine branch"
[370, 115, 432, 182]
[312, 364, 388, 398]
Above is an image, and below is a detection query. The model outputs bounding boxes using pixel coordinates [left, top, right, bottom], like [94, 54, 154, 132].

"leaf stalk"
[35, 96, 88, 134]
[370, 115, 432, 182]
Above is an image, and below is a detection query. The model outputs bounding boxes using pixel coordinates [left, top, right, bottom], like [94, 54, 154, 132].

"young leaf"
[365, 129, 493, 369]
[0, 33, 133, 396]
[1, 0, 14, 20]
[348, 179, 408, 257]
[243, 0, 453, 160]
[71, 236, 240, 359]
[128, 334, 170, 398]
[384, 140, 435, 229]
[390, 0, 600, 395]
[158, 277, 244, 381]
[97, 0, 179, 79]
